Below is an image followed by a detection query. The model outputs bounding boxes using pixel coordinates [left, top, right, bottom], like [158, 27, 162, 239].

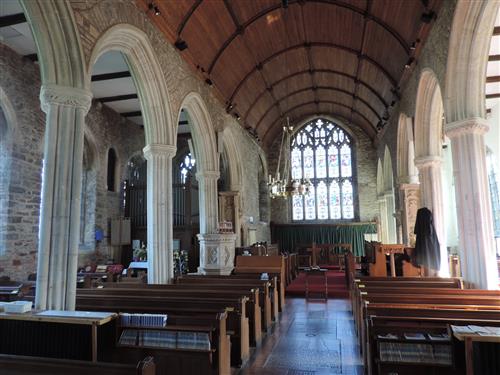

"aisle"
[286, 268, 350, 299]
[240, 298, 363, 375]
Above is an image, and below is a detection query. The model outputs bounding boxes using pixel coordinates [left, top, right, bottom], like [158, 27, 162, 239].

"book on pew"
[403, 333, 426, 340]
[427, 333, 450, 341]
[120, 313, 167, 327]
[118, 329, 210, 351]
[378, 342, 452, 365]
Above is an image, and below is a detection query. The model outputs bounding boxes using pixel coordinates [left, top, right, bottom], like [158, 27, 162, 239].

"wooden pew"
[76, 296, 231, 375]
[233, 255, 286, 311]
[176, 275, 278, 327]
[0, 354, 155, 375]
[367, 315, 500, 375]
[76, 290, 248, 368]
[85, 284, 262, 347]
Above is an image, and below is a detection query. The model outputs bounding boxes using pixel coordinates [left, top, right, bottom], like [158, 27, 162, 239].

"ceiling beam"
[494, 26, 500, 36]
[274, 86, 382, 122]
[98, 93, 138, 103]
[176, 0, 203, 36]
[243, 69, 388, 123]
[91, 71, 131, 82]
[262, 100, 373, 135]
[488, 55, 500, 62]
[229, 42, 398, 104]
[23, 53, 38, 62]
[486, 93, 500, 99]
[121, 111, 142, 117]
[206, 0, 410, 75]
[0, 13, 26, 28]
[486, 76, 500, 83]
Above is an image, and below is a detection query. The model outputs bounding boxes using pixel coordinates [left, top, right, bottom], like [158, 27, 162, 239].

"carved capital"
[445, 117, 489, 138]
[40, 84, 93, 114]
[414, 156, 442, 169]
[196, 170, 220, 181]
[143, 144, 177, 160]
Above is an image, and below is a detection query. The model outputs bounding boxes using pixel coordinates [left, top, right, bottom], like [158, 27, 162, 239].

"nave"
[241, 298, 362, 375]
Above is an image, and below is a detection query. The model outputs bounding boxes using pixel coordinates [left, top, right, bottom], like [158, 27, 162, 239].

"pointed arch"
[397, 113, 418, 184]
[415, 69, 444, 159]
[20, 0, 86, 88]
[178, 92, 218, 173]
[87, 24, 174, 146]
[445, 0, 500, 122]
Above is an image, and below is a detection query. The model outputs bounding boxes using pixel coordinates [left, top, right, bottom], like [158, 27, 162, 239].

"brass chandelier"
[268, 118, 312, 199]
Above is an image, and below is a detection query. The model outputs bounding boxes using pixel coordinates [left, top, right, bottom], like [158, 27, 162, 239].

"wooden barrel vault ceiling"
[137, 0, 442, 148]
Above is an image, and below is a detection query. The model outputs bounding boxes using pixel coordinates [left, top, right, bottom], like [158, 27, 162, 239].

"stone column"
[377, 196, 389, 243]
[384, 191, 397, 243]
[35, 84, 92, 310]
[445, 118, 499, 289]
[398, 183, 421, 246]
[196, 170, 220, 234]
[414, 156, 449, 276]
[144, 144, 176, 284]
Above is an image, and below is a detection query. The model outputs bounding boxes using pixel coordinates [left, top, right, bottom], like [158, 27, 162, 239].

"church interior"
[0, 0, 499, 374]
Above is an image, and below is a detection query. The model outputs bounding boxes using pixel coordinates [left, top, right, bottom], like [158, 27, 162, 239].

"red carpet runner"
[286, 266, 349, 299]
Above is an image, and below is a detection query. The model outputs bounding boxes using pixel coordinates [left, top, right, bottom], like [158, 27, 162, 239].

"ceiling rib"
[262, 101, 374, 143]
[260, 99, 370, 133]
[176, 0, 203, 36]
[229, 42, 398, 105]
[0, 13, 26, 28]
[244, 69, 388, 121]
[486, 76, 500, 83]
[274, 86, 382, 122]
[205, 0, 410, 75]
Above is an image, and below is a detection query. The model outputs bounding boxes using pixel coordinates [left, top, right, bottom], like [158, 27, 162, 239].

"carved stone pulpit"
[197, 233, 237, 275]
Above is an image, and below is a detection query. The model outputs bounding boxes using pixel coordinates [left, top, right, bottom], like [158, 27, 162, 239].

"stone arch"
[178, 92, 218, 174]
[445, 0, 500, 122]
[414, 68, 449, 276]
[87, 24, 174, 146]
[415, 69, 443, 159]
[397, 113, 418, 184]
[20, 0, 86, 88]
[221, 126, 244, 192]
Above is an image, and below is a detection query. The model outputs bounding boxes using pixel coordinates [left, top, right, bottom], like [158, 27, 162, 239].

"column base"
[197, 233, 237, 276]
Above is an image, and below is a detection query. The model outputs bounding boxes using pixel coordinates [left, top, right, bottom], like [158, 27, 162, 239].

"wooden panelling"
[137, 0, 443, 147]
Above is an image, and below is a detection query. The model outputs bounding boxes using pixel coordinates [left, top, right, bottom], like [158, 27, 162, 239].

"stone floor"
[239, 298, 363, 375]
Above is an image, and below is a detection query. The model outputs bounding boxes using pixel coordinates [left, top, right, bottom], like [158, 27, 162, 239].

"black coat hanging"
[413, 207, 441, 271]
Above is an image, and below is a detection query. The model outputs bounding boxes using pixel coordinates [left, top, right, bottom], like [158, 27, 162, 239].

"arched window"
[180, 153, 196, 184]
[107, 148, 117, 192]
[291, 118, 356, 221]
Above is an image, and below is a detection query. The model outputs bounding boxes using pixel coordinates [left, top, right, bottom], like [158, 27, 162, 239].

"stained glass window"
[180, 153, 196, 184]
[291, 118, 355, 221]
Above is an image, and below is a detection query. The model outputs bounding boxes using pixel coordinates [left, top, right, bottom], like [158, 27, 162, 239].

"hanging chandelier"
[268, 118, 312, 199]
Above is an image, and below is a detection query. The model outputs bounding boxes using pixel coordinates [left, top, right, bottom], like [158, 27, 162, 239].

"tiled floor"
[240, 298, 363, 375]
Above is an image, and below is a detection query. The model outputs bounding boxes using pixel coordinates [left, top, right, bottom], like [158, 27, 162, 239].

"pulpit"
[197, 233, 237, 275]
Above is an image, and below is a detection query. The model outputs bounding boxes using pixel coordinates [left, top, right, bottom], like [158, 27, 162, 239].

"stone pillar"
[377, 196, 389, 243]
[144, 144, 176, 284]
[398, 183, 421, 246]
[196, 170, 220, 234]
[384, 191, 397, 243]
[35, 84, 92, 310]
[445, 118, 499, 289]
[414, 156, 449, 276]
[197, 233, 237, 275]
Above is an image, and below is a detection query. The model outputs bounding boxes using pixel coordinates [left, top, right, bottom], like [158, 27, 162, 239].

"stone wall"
[0, 43, 145, 280]
[269, 118, 378, 224]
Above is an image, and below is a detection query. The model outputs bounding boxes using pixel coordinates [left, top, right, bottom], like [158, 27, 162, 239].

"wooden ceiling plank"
[98, 93, 138, 103]
[486, 93, 500, 99]
[489, 55, 500, 62]
[0, 13, 26, 28]
[486, 76, 500, 83]
[229, 42, 396, 103]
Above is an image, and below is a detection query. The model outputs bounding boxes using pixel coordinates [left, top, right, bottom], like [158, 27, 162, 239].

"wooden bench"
[85, 284, 262, 347]
[367, 315, 500, 375]
[0, 354, 155, 375]
[176, 275, 278, 326]
[76, 291, 246, 368]
[234, 255, 286, 311]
